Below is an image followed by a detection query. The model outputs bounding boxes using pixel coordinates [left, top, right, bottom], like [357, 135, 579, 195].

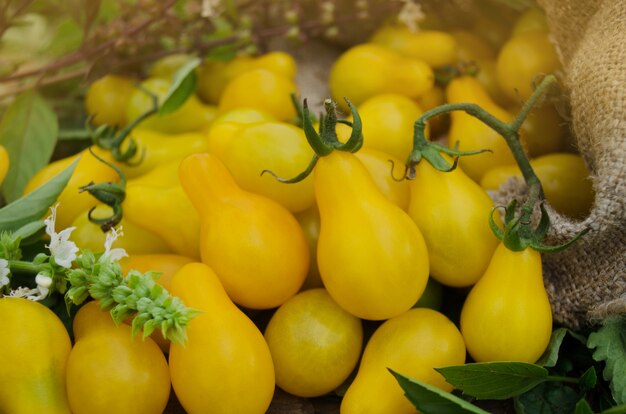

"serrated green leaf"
[0, 158, 78, 232]
[575, 398, 595, 414]
[159, 57, 201, 115]
[436, 362, 549, 400]
[537, 328, 568, 367]
[515, 381, 580, 414]
[0, 91, 58, 202]
[588, 317, 626, 405]
[389, 369, 490, 414]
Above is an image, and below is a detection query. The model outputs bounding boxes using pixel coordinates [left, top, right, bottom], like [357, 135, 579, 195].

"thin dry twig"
[0, 0, 402, 99]
[0, 0, 178, 83]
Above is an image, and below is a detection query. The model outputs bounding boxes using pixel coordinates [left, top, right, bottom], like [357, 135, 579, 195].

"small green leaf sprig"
[0, 204, 198, 344]
[65, 249, 198, 344]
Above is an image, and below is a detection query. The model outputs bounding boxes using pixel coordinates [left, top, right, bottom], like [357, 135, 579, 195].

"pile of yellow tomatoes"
[8, 7, 596, 414]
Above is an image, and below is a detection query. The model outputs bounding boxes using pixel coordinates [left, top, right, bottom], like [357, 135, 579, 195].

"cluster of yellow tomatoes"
[7, 7, 596, 414]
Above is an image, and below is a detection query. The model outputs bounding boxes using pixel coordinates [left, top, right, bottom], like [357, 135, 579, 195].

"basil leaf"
[537, 328, 569, 367]
[0, 91, 58, 202]
[575, 398, 595, 414]
[436, 362, 549, 400]
[389, 368, 489, 414]
[0, 158, 78, 232]
[515, 381, 579, 414]
[159, 57, 201, 115]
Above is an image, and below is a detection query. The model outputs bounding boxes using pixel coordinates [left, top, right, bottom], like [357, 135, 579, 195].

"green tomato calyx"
[489, 199, 589, 253]
[79, 148, 126, 232]
[405, 122, 490, 179]
[262, 96, 363, 184]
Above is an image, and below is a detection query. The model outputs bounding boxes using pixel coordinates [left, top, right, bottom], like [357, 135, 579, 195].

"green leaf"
[601, 403, 626, 414]
[588, 317, 626, 405]
[47, 18, 83, 56]
[435, 362, 549, 400]
[389, 369, 490, 414]
[0, 91, 58, 202]
[515, 381, 580, 414]
[537, 328, 568, 367]
[159, 57, 201, 116]
[575, 399, 595, 414]
[12, 220, 46, 245]
[580, 366, 598, 391]
[202, 16, 239, 62]
[0, 158, 78, 232]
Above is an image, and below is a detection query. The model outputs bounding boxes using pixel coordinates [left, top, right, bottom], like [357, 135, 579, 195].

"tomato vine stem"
[407, 74, 587, 252]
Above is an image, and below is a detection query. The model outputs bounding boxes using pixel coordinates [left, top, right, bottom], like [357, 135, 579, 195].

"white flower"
[102, 226, 128, 262]
[44, 203, 79, 268]
[0, 258, 10, 288]
[27, 273, 53, 301]
[6, 286, 37, 298]
[7, 273, 54, 301]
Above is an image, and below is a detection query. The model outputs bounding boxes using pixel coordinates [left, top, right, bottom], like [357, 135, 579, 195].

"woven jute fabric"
[495, 0, 626, 328]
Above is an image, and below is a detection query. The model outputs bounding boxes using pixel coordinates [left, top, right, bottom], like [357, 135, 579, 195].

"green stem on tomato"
[406, 75, 575, 251]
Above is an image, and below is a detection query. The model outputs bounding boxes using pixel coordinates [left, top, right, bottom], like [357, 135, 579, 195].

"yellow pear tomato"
[264, 288, 363, 398]
[85, 74, 136, 126]
[218, 68, 298, 121]
[329, 43, 434, 111]
[370, 25, 458, 67]
[496, 31, 561, 102]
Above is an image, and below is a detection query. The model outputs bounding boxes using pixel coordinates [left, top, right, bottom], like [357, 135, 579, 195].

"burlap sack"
[492, 0, 626, 329]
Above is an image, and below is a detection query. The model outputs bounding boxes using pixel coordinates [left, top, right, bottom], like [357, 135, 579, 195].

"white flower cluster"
[397, 0, 425, 33]
[4, 203, 127, 301]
